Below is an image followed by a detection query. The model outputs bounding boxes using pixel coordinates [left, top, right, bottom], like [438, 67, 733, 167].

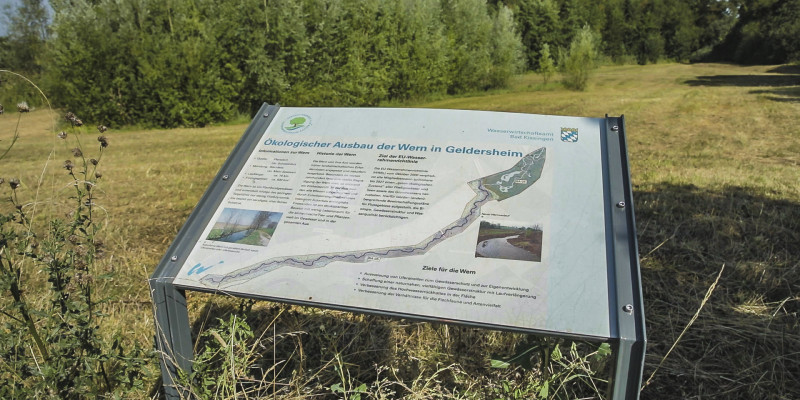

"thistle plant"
[0, 111, 147, 398]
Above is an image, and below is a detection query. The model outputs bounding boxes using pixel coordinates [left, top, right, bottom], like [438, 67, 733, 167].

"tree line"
[1, 0, 798, 127]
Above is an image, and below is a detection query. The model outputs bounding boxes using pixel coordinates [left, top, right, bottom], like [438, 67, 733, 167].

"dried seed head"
[71, 147, 83, 157]
[17, 102, 30, 113]
[94, 171, 103, 179]
[9, 178, 20, 190]
[73, 118, 83, 127]
[63, 160, 74, 171]
[64, 112, 76, 123]
[97, 135, 108, 148]
[68, 234, 80, 244]
[75, 271, 93, 285]
[0, 177, 4, 185]
[75, 245, 88, 257]
[0, 104, 4, 114]
[90, 158, 98, 166]
[58, 131, 68, 139]
[97, 125, 107, 133]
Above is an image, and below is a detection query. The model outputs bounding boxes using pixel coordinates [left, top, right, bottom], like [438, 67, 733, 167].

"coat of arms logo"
[560, 127, 578, 142]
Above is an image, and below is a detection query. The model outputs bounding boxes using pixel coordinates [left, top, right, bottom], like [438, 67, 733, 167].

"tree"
[489, 4, 525, 87]
[249, 211, 274, 232]
[562, 25, 600, 91]
[2, 0, 49, 73]
[715, 0, 800, 63]
[538, 43, 556, 83]
[504, 0, 560, 69]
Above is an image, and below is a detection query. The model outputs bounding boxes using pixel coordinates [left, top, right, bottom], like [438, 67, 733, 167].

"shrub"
[538, 43, 556, 84]
[562, 25, 600, 91]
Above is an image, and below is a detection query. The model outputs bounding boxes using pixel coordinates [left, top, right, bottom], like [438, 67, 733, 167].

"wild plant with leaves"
[0, 111, 147, 398]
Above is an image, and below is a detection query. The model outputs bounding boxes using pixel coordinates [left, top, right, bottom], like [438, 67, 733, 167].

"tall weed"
[0, 85, 150, 397]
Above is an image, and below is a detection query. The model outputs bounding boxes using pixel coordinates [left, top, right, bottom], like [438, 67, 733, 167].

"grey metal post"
[150, 278, 192, 399]
[604, 116, 647, 400]
[150, 103, 280, 398]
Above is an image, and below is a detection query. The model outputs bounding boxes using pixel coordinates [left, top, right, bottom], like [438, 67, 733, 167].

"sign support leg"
[151, 279, 193, 399]
[609, 337, 646, 400]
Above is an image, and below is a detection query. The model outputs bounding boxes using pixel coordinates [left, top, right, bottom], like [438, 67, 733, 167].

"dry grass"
[1, 62, 798, 399]
[422, 63, 800, 399]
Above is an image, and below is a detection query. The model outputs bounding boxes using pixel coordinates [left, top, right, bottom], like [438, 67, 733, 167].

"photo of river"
[206, 208, 283, 248]
[475, 220, 542, 262]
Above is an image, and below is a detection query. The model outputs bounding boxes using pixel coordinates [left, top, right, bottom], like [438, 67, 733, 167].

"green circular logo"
[281, 114, 312, 133]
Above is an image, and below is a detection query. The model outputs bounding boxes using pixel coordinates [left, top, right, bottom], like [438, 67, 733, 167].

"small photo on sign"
[206, 208, 283, 248]
[475, 220, 543, 262]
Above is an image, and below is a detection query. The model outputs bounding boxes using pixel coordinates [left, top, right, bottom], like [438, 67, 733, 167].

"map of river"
[200, 147, 546, 289]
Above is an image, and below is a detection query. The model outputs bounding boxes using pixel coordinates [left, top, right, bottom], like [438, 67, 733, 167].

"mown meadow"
[1, 62, 798, 399]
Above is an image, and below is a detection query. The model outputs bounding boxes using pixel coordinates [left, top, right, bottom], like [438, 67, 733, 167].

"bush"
[538, 43, 556, 84]
[562, 25, 600, 91]
[45, 0, 525, 127]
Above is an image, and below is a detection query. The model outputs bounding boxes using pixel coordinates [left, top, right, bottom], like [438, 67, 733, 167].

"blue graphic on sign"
[188, 261, 224, 276]
[561, 128, 578, 143]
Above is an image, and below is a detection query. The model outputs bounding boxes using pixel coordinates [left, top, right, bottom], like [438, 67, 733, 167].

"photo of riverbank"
[206, 208, 282, 247]
[475, 220, 543, 262]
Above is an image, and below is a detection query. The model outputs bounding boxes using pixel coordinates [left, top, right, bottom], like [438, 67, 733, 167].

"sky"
[0, 0, 53, 37]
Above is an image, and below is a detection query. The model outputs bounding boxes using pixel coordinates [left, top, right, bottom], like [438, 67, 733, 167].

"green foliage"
[386, 0, 451, 99]
[538, 43, 556, 83]
[443, 0, 495, 92]
[0, 0, 50, 109]
[44, 0, 524, 127]
[0, 73, 46, 112]
[489, 5, 525, 87]
[489, 338, 611, 399]
[0, 109, 149, 398]
[1, 0, 49, 74]
[46, 0, 240, 128]
[506, 0, 560, 69]
[715, 0, 800, 64]
[561, 25, 599, 90]
[502, 0, 740, 66]
[184, 314, 255, 399]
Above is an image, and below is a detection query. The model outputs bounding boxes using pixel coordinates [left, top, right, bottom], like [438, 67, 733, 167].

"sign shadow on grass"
[634, 183, 800, 400]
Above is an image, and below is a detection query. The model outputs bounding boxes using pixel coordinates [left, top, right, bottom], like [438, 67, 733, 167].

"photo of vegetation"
[1, 0, 798, 398]
[475, 220, 543, 262]
[206, 208, 282, 247]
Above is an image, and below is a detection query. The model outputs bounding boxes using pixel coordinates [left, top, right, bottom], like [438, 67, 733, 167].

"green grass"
[1, 62, 798, 399]
[238, 228, 272, 246]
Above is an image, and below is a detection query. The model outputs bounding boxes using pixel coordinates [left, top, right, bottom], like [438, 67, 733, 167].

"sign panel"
[173, 107, 611, 338]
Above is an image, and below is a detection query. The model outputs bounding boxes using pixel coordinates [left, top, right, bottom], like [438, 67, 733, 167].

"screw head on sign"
[222, 175, 229, 180]
[611, 125, 619, 131]
[623, 304, 633, 313]
[170, 256, 178, 262]
[263, 113, 269, 118]
[616, 201, 626, 208]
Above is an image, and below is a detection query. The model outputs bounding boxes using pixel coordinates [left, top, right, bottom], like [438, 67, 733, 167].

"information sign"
[174, 107, 610, 337]
[150, 105, 645, 399]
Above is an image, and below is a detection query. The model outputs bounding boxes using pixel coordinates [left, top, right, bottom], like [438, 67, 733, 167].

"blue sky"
[0, 0, 53, 37]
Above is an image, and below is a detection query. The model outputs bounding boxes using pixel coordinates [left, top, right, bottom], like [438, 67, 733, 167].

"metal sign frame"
[149, 104, 645, 399]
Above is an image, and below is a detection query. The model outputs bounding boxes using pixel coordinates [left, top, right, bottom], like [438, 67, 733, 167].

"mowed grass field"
[1, 63, 798, 399]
